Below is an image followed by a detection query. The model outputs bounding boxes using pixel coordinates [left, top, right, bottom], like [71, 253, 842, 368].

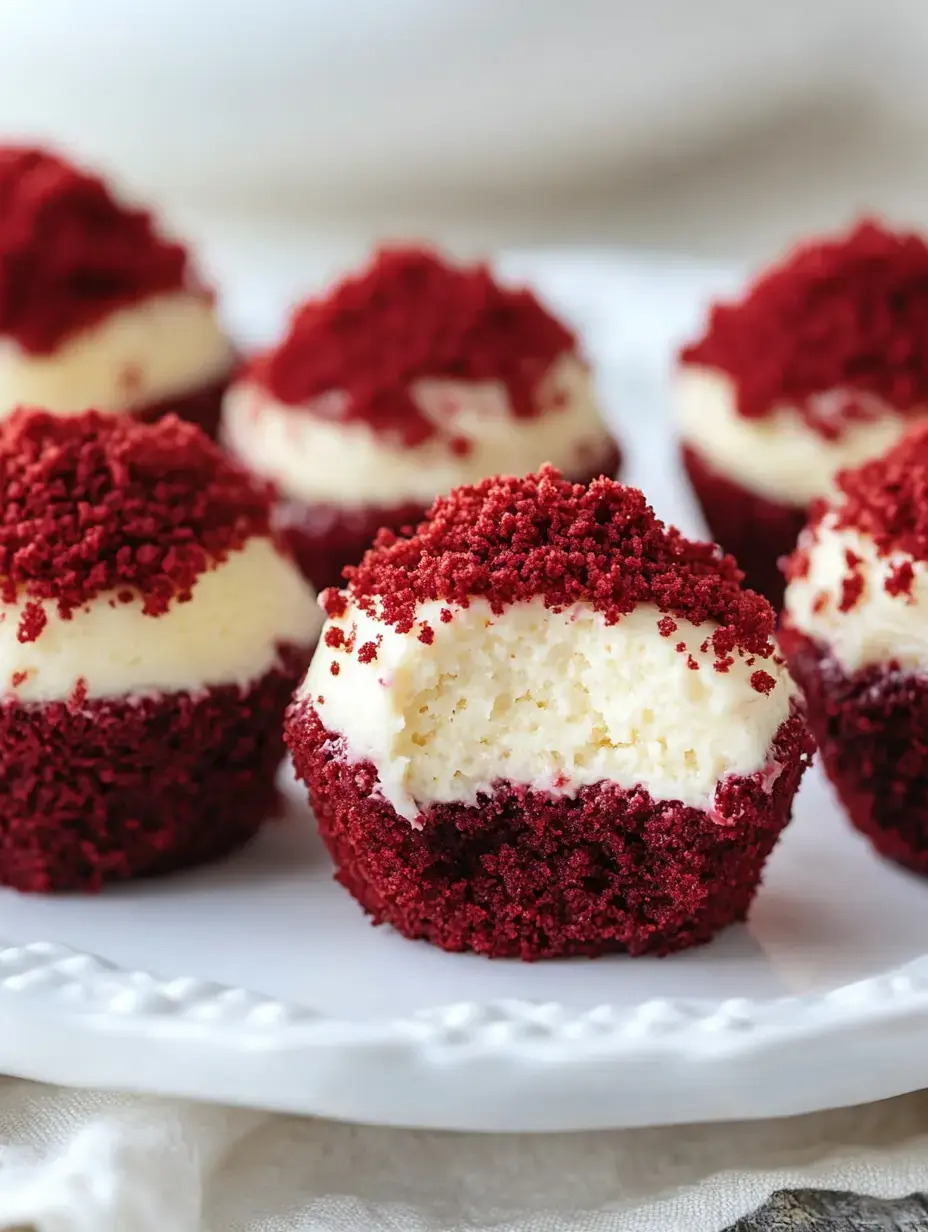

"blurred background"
[2, 0, 928, 276]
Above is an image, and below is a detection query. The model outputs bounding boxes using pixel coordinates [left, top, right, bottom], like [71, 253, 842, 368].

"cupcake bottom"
[782, 629, 928, 876]
[681, 445, 806, 607]
[287, 705, 811, 959]
[135, 369, 233, 439]
[0, 645, 308, 893]
[277, 443, 624, 592]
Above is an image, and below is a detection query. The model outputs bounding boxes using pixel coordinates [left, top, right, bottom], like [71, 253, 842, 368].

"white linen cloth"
[1, 1080, 927, 1231]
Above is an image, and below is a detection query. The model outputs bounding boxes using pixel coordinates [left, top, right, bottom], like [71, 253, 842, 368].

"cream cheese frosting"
[0, 537, 321, 703]
[221, 355, 615, 509]
[785, 516, 928, 674]
[677, 365, 916, 507]
[0, 291, 234, 417]
[299, 594, 795, 822]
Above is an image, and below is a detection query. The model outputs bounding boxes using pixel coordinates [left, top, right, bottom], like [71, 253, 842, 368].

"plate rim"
[3, 936, 928, 1130]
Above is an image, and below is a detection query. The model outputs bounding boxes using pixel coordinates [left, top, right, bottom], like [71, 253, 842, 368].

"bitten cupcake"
[287, 466, 811, 959]
[0, 146, 235, 433]
[0, 409, 320, 893]
[678, 220, 928, 606]
[782, 423, 928, 876]
[222, 247, 620, 590]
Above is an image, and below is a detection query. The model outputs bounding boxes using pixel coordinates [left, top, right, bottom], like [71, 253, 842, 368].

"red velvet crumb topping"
[335, 465, 778, 674]
[786, 421, 928, 608]
[0, 408, 272, 634]
[249, 246, 577, 448]
[0, 146, 190, 354]
[681, 219, 928, 437]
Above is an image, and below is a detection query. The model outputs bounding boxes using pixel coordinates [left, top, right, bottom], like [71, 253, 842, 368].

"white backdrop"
[0, 1, 880, 209]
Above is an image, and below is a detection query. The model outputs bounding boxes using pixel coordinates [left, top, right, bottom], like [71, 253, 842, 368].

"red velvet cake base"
[0, 646, 308, 893]
[133, 369, 233, 439]
[278, 443, 623, 591]
[682, 445, 807, 607]
[782, 628, 928, 876]
[286, 704, 810, 959]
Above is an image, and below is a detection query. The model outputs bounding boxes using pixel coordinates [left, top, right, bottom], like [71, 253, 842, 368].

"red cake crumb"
[682, 444, 807, 608]
[751, 670, 776, 695]
[338, 465, 778, 678]
[823, 421, 928, 564]
[0, 646, 307, 893]
[286, 703, 811, 959]
[781, 628, 928, 877]
[887, 560, 916, 598]
[249, 246, 577, 448]
[0, 146, 189, 354]
[785, 422, 928, 613]
[274, 443, 622, 592]
[0, 409, 273, 632]
[681, 219, 928, 436]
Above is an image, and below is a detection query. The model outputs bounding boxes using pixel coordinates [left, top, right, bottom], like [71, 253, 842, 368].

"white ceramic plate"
[2, 250, 928, 1133]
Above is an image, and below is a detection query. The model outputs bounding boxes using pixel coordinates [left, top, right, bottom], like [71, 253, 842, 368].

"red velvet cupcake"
[222, 247, 621, 590]
[0, 409, 321, 893]
[782, 423, 928, 876]
[678, 220, 928, 606]
[286, 466, 811, 959]
[0, 147, 235, 434]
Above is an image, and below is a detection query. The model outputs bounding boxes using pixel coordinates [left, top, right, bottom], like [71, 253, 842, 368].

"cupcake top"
[0, 408, 319, 705]
[248, 246, 577, 449]
[784, 422, 928, 671]
[301, 468, 795, 822]
[681, 219, 928, 438]
[330, 465, 778, 675]
[0, 409, 272, 635]
[0, 147, 193, 355]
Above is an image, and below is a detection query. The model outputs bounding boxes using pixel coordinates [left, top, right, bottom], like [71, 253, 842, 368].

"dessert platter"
[3, 146, 928, 1131]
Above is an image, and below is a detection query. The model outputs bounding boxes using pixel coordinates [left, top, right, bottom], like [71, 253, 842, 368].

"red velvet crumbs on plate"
[248, 246, 577, 447]
[0, 408, 272, 632]
[342, 466, 778, 675]
[0, 146, 189, 354]
[680, 219, 928, 436]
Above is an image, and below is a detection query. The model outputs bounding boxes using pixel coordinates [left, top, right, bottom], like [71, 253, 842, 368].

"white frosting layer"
[0, 292, 234, 417]
[785, 518, 928, 674]
[0, 537, 321, 703]
[677, 366, 914, 506]
[221, 355, 616, 509]
[299, 595, 794, 822]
